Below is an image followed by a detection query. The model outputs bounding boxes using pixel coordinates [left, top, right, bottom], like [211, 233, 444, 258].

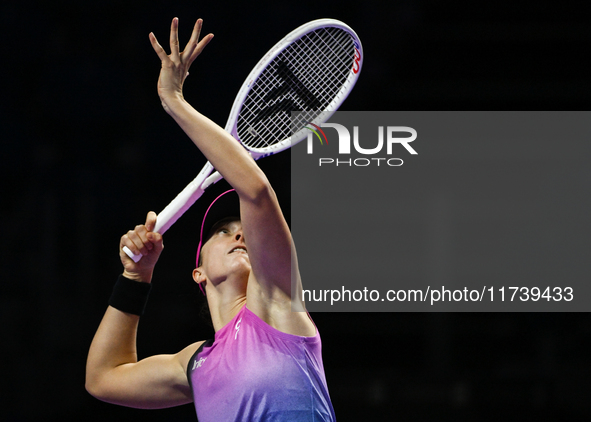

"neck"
[205, 275, 248, 332]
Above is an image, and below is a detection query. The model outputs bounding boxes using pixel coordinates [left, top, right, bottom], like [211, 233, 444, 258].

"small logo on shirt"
[234, 317, 242, 340]
[192, 357, 207, 370]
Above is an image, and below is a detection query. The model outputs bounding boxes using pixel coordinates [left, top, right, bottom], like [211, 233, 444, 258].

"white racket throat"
[124, 18, 362, 263]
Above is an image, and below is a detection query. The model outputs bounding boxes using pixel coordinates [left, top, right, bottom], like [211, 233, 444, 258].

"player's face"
[199, 220, 251, 284]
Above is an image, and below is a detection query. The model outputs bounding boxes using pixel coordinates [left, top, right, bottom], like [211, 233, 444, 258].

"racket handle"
[122, 163, 214, 263]
[202, 170, 223, 190]
[122, 245, 142, 263]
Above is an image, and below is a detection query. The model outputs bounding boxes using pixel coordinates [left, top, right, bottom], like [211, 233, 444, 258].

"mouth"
[229, 247, 248, 255]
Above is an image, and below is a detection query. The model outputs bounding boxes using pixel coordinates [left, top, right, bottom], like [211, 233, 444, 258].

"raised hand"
[120, 211, 164, 283]
[149, 18, 214, 112]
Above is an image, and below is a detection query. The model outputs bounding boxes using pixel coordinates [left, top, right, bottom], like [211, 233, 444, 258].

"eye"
[218, 228, 230, 235]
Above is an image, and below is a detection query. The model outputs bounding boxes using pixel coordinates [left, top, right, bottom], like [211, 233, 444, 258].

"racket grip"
[202, 170, 223, 190]
[123, 246, 142, 262]
[122, 163, 213, 263]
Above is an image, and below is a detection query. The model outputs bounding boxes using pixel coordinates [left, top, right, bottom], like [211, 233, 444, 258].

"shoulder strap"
[186, 339, 214, 390]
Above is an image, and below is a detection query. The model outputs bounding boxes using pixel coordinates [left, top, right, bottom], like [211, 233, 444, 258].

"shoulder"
[176, 340, 208, 373]
[245, 299, 316, 337]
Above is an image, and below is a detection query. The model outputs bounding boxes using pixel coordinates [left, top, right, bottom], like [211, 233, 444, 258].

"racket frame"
[124, 18, 362, 262]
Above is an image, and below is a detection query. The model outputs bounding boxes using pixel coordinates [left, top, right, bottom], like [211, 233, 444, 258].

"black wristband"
[108, 275, 152, 316]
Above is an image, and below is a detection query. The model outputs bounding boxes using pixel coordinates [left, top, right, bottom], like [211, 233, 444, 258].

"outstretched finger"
[149, 32, 170, 63]
[169, 17, 181, 61]
[188, 32, 214, 66]
[182, 19, 204, 62]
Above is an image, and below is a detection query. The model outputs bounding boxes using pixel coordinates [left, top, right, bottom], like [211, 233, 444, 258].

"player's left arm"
[239, 179, 314, 336]
[151, 18, 310, 331]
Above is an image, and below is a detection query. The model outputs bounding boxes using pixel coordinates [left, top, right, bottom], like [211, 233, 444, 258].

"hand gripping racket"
[124, 18, 363, 262]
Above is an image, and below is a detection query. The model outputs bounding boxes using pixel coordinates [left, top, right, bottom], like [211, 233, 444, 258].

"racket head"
[224, 19, 363, 158]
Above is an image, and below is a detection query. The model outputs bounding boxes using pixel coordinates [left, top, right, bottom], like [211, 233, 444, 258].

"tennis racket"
[124, 18, 363, 262]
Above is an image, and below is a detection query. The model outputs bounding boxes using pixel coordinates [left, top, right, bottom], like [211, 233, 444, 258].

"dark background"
[1, 0, 590, 421]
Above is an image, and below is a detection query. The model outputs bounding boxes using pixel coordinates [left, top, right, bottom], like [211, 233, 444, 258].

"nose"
[234, 230, 243, 242]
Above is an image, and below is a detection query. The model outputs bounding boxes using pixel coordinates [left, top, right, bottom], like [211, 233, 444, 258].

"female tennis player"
[85, 17, 336, 421]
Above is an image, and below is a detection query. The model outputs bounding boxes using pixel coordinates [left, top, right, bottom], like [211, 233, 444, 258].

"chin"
[231, 260, 251, 276]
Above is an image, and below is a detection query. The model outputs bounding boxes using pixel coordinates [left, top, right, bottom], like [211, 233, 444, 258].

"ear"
[193, 268, 206, 286]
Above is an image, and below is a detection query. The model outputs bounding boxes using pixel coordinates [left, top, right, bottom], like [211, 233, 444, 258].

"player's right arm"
[85, 212, 201, 409]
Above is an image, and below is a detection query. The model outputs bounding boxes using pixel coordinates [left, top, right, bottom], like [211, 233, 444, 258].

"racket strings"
[237, 27, 356, 150]
[242, 28, 351, 138]
[287, 32, 352, 113]
[291, 30, 353, 87]
[274, 28, 352, 125]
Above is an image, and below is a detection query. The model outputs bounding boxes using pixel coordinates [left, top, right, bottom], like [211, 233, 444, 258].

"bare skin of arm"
[86, 18, 221, 410]
[85, 212, 203, 408]
[86, 16, 314, 410]
[150, 18, 314, 336]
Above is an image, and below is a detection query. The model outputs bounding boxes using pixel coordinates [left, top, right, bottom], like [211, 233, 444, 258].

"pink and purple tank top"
[187, 306, 336, 421]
